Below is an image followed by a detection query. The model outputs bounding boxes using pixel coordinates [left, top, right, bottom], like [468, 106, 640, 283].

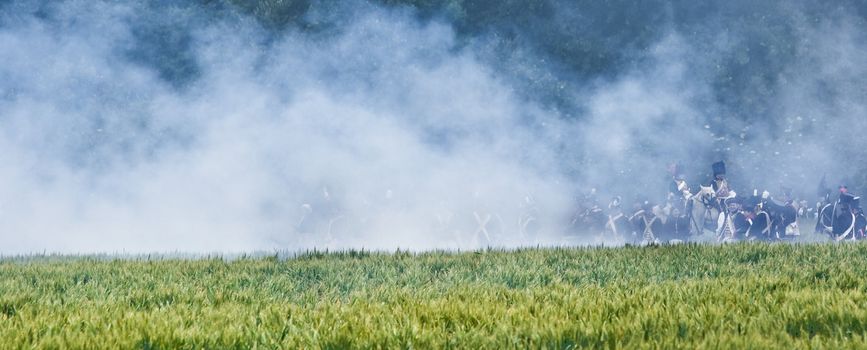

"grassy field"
[2, 242, 867, 349]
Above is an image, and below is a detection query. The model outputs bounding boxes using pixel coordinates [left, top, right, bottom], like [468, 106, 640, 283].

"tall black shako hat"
[712, 161, 726, 177]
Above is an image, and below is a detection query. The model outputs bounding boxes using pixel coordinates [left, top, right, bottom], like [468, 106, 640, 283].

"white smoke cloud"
[1, 1, 865, 254]
[0, 1, 573, 253]
[575, 34, 711, 201]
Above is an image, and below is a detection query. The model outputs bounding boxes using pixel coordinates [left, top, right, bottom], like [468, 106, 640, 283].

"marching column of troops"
[580, 161, 866, 244]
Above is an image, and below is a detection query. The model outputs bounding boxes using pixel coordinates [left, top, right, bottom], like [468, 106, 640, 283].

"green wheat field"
[2, 242, 867, 349]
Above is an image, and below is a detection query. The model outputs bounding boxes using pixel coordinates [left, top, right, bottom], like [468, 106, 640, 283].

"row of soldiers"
[585, 161, 831, 244]
[815, 185, 867, 240]
[670, 161, 866, 242]
[698, 161, 796, 242]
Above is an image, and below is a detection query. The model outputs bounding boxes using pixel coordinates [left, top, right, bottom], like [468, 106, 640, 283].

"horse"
[683, 184, 719, 238]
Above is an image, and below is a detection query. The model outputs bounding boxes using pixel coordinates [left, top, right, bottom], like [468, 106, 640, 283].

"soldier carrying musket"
[669, 173, 692, 203]
[716, 197, 749, 242]
[667, 163, 691, 202]
[605, 196, 631, 242]
[664, 170, 692, 241]
[631, 201, 662, 244]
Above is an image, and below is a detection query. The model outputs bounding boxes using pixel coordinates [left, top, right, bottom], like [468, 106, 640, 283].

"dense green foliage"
[3, 243, 867, 348]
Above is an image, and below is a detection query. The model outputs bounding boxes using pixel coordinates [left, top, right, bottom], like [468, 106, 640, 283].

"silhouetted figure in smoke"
[631, 201, 661, 244]
[468, 191, 505, 247]
[661, 205, 691, 242]
[815, 174, 832, 218]
[518, 193, 541, 240]
[833, 189, 858, 240]
[605, 196, 630, 242]
[669, 173, 692, 203]
[666, 172, 689, 209]
[816, 188, 835, 235]
[857, 217, 867, 240]
[569, 188, 606, 236]
[295, 186, 344, 245]
[668, 164, 691, 202]
[838, 194, 857, 240]
[854, 198, 867, 240]
[661, 171, 692, 242]
[797, 200, 811, 218]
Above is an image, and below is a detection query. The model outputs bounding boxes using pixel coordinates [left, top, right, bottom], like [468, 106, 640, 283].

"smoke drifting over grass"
[0, 0, 865, 253]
